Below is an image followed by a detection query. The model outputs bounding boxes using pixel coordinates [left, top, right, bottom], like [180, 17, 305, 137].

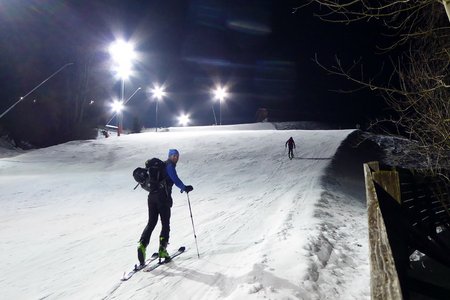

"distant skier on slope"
[285, 137, 296, 160]
[137, 149, 194, 266]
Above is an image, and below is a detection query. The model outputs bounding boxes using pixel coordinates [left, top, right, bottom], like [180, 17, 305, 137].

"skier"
[137, 149, 194, 265]
[285, 137, 296, 160]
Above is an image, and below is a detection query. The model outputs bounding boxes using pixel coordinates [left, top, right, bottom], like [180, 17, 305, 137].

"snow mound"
[299, 130, 381, 299]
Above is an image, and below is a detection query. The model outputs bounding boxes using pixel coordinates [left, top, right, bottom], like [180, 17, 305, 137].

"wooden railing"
[364, 161, 450, 299]
[364, 161, 403, 300]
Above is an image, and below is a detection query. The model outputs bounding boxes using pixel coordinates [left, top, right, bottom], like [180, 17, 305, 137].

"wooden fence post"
[364, 162, 403, 299]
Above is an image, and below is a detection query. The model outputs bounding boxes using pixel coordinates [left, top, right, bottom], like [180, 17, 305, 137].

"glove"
[184, 185, 194, 193]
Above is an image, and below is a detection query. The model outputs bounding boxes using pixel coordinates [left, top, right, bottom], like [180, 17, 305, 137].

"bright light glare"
[109, 40, 136, 79]
[213, 86, 228, 101]
[109, 40, 136, 65]
[177, 113, 190, 126]
[151, 84, 166, 100]
[111, 100, 124, 113]
[112, 64, 132, 79]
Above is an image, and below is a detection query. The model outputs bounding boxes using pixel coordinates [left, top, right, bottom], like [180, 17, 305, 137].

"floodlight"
[213, 86, 227, 101]
[109, 40, 136, 66]
[111, 100, 124, 113]
[212, 85, 228, 125]
[151, 84, 166, 101]
[178, 113, 190, 126]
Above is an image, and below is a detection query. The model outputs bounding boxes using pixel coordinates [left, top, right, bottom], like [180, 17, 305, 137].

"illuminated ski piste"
[0, 123, 369, 299]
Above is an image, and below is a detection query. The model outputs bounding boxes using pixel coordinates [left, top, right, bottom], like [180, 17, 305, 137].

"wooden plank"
[373, 170, 401, 204]
[364, 162, 403, 300]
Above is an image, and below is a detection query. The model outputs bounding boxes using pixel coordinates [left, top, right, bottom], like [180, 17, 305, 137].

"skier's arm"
[166, 164, 186, 191]
[285, 140, 288, 148]
[293, 140, 296, 148]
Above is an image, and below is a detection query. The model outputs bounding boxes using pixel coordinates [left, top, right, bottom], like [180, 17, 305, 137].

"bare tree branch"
[296, 0, 450, 173]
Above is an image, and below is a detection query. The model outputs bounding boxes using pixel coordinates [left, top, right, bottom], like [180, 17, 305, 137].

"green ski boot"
[158, 237, 171, 263]
[137, 242, 147, 266]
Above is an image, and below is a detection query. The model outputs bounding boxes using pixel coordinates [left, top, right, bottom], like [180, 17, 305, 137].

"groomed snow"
[0, 123, 369, 299]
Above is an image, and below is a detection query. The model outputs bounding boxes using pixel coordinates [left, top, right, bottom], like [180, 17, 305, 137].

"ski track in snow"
[0, 125, 369, 299]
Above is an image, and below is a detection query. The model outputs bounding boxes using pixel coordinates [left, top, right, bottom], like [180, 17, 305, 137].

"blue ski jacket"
[166, 160, 186, 192]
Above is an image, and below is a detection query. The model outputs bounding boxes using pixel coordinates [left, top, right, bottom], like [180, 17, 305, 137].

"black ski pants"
[139, 197, 171, 248]
[288, 147, 294, 159]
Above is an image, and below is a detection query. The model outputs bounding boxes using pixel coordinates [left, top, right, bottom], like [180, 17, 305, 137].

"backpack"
[133, 158, 167, 193]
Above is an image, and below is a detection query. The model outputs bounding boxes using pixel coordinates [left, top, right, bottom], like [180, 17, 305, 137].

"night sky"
[0, 0, 392, 145]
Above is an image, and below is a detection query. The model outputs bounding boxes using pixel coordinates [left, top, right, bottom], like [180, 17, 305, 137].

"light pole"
[211, 104, 218, 125]
[118, 78, 125, 135]
[0, 63, 74, 120]
[150, 84, 166, 132]
[109, 39, 136, 136]
[111, 100, 124, 132]
[213, 85, 227, 125]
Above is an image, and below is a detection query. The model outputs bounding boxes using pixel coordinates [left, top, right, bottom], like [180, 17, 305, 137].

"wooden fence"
[364, 161, 450, 299]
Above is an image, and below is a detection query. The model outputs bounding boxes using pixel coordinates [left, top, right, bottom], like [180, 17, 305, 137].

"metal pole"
[186, 193, 200, 258]
[118, 78, 125, 136]
[124, 86, 141, 105]
[0, 63, 74, 120]
[211, 104, 217, 125]
[219, 99, 222, 125]
[155, 100, 158, 132]
[117, 112, 121, 136]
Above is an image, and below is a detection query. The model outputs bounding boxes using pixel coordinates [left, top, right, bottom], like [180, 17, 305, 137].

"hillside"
[0, 124, 371, 299]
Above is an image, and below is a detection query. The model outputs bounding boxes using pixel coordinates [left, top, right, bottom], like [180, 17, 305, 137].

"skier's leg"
[140, 200, 159, 245]
[137, 200, 159, 265]
[158, 204, 171, 259]
[159, 204, 171, 243]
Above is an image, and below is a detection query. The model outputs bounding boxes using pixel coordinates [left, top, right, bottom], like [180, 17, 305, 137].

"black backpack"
[133, 158, 167, 193]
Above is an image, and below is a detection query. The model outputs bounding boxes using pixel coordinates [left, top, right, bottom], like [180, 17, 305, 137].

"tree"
[132, 116, 142, 134]
[63, 47, 110, 142]
[297, 0, 450, 172]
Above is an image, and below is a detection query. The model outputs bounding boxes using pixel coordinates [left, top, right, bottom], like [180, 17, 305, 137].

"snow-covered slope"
[0, 124, 370, 299]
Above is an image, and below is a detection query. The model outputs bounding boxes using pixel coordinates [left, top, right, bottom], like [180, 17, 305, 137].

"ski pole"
[186, 193, 200, 258]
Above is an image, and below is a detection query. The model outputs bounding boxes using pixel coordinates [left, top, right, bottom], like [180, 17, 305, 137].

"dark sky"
[0, 0, 390, 134]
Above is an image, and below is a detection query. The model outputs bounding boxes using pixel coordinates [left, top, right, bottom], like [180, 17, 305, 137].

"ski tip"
[178, 246, 186, 252]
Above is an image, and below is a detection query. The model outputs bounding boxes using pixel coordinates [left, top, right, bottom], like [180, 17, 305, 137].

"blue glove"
[184, 185, 193, 193]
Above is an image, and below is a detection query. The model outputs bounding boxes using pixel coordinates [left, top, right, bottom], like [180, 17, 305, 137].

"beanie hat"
[168, 149, 179, 157]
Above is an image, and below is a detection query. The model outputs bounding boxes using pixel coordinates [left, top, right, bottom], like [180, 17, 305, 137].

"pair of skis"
[121, 246, 185, 281]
